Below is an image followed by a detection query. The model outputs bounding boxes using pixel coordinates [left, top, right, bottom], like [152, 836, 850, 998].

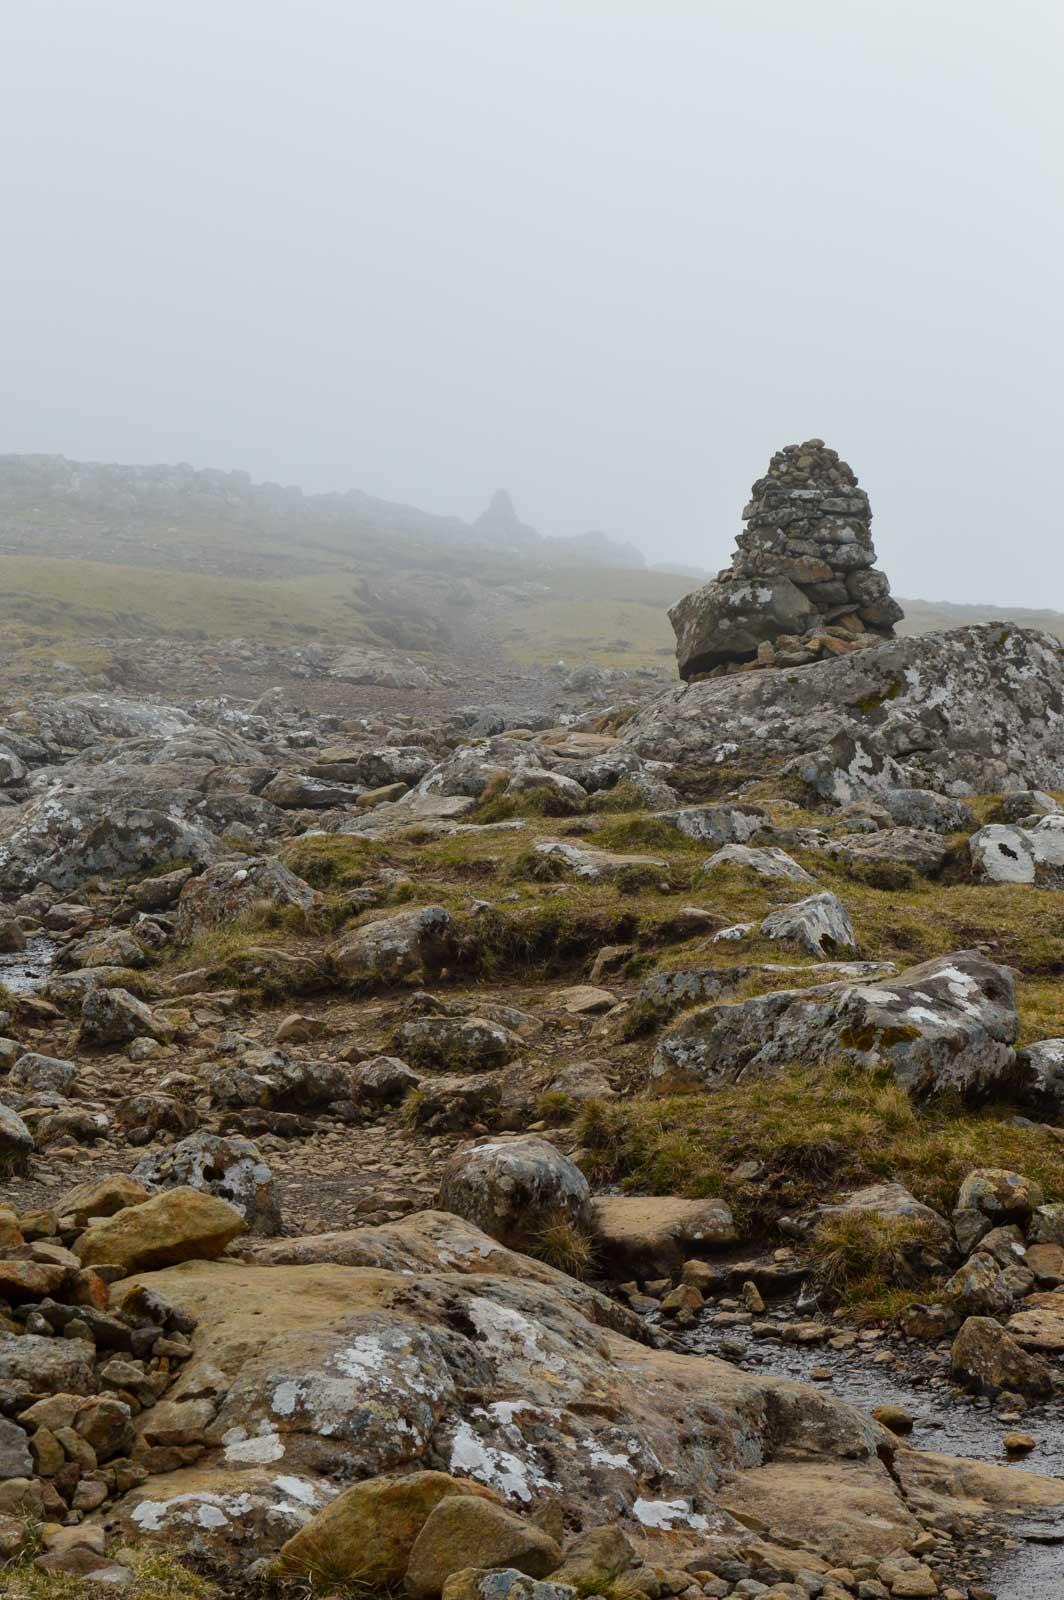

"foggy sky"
[2, 1, 1061, 602]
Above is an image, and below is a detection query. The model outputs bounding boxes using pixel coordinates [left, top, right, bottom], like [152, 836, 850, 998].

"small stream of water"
[677, 1316, 1064, 1598]
[0, 934, 58, 996]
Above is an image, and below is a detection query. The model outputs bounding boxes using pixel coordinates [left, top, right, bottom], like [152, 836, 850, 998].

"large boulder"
[396, 1016, 520, 1073]
[438, 1137, 593, 1251]
[0, 1105, 33, 1173]
[208, 1049, 350, 1113]
[330, 907, 454, 986]
[0, 791, 217, 895]
[80, 988, 174, 1048]
[670, 575, 816, 676]
[624, 624, 1064, 802]
[74, 1187, 246, 1272]
[406, 1497, 560, 1598]
[760, 892, 855, 957]
[1017, 1039, 1064, 1119]
[104, 1237, 891, 1567]
[174, 856, 316, 936]
[133, 1133, 280, 1237]
[8, 1051, 77, 1095]
[592, 1196, 738, 1277]
[652, 950, 1022, 1103]
[970, 816, 1064, 884]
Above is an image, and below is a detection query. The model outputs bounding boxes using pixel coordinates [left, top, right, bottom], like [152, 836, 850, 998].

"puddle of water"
[676, 1316, 1064, 1599]
[0, 934, 58, 995]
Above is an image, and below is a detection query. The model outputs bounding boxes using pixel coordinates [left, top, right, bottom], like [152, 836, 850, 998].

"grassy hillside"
[0, 555, 373, 644]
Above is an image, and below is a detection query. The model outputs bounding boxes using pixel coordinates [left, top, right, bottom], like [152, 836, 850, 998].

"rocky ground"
[4, 623, 1064, 1598]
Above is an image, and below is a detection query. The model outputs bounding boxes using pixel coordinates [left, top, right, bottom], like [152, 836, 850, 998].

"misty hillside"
[0, 453, 1062, 699]
[0, 455, 646, 579]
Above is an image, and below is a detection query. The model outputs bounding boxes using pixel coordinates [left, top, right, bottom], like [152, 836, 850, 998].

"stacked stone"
[670, 439, 903, 680]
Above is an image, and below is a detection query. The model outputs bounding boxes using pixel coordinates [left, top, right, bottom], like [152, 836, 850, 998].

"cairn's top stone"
[670, 439, 903, 680]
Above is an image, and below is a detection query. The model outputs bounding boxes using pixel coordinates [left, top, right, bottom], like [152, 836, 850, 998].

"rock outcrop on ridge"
[670, 440, 902, 680]
[625, 622, 1064, 802]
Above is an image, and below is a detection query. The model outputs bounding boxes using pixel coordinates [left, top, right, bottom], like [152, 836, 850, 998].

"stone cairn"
[670, 439, 903, 680]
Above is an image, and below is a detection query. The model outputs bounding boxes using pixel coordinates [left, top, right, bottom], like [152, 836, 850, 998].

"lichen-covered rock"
[970, 815, 1064, 884]
[352, 1055, 422, 1106]
[1016, 1038, 1064, 1121]
[133, 1133, 280, 1237]
[105, 1234, 891, 1566]
[879, 788, 975, 834]
[330, 906, 454, 986]
[439, 1137, 593, 1250]
[955, 1168, 1043, 1224]
[943, 1252, 1011, 1317]
[652, 950, 1021, 1103]
[208, 1049, 350, 1113]
[396, 1016, 520, 1073]
[174, 856, 315, 936]
[0, 1334, 95, 1397]
[624, 624, 1064, 802]
[651, 804, 766, 845]
[760, 892, 855, 957]
[0, 791, 218, 895]
[825, 827, 950, 876]
[9, 1051, 77, 1095]
[701, 844, 815, 883]
[74, 1186, 246, 1272]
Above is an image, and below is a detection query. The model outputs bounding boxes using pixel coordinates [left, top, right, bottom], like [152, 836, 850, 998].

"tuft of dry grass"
[0, 1546, 221, 1600]
[809, 1210, 948, 1306]
[529, 1208, 596, 1279]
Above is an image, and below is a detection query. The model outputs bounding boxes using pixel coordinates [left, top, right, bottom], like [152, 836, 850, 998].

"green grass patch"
[576, 1063, 1064, 1224]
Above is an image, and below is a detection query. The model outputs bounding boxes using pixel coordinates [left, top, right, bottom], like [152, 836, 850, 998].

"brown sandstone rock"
[279, 1471, 498, 1587]
[74, 1187, 245, 1272]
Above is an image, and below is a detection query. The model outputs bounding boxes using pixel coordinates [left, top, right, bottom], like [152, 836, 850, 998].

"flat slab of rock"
[593, 1195, 738, 1277]
[702, 844, 815, 883]
[532, 840, 666, 881]
[1006, 1289, 1064, 1351]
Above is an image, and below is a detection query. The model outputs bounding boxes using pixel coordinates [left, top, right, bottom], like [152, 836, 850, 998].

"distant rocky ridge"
[0, 455, 645, 576]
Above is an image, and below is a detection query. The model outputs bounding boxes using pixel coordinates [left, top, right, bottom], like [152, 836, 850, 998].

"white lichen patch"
[449, 1419, 557, 1503]
[632, 1496, 710, 1532]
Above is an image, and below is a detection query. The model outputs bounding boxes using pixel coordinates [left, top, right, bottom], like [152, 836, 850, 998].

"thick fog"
[2, 0, 1061, 601]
